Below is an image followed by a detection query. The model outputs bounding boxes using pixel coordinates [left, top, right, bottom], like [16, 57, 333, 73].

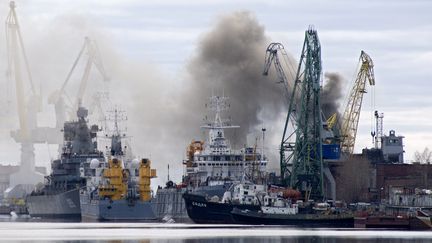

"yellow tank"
[99, 157, 127, 200]
[138, 158, 157, 201]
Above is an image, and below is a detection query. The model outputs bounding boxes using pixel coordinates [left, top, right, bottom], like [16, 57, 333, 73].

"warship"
[26, 106, 104, 219]
[79, 108, 158, 221]
[154, 95, 268, 221]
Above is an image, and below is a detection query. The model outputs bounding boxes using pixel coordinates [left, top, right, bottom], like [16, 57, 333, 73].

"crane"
[49, 36, 109, 127]
[262, 42, 298, 183]
[263, 43, 297, 103]
[5, 1, 44, 187]
[263, 28, 324, 199]
[288, 28, 324, 200]
[374, 110, 384, 149]
[340, 51, 375, 155]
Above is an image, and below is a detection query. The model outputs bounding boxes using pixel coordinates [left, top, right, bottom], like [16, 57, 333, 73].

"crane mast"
[5, 1, 44, 187]
[289, 28, 324, 200]
[6, 1, 38, 142]
[340, 51, 375, 154]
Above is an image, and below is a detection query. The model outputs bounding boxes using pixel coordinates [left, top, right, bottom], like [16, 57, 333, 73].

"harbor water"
[1, 216, 432, 242]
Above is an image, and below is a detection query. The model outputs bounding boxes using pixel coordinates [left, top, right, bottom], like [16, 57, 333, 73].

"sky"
[0, 0, 431, 184]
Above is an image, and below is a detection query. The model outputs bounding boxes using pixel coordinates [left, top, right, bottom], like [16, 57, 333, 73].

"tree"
[414, 147, 432, 164]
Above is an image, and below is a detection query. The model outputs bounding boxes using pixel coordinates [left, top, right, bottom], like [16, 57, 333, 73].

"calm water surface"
[1, 215, 432, 242]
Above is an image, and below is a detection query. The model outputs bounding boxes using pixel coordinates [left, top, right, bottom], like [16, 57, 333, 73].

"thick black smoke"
[184, 11, 289, 146]
[321, 72, 344, 119]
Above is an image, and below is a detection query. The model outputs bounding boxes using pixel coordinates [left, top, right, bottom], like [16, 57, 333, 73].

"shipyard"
[0, 0, 431, 242]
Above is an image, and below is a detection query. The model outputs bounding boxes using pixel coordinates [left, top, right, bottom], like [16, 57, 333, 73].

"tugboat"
[79, 108, 157, 221]
[231, 196, 353, 227]
[183, 182, 264, 224]
[184, 181, 354, 227]
[26, 106, 104, 219]
[153, 95, 268, 222]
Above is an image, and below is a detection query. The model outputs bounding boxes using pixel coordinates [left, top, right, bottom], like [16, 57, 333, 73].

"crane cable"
[370, 81, 376, 145]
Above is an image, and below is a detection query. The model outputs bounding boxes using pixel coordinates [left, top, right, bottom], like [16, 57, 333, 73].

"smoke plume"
[183, 11, 288, 145]
[124, 11, 294, 180]
[0, 9, 298, 184]
[321, 72, 344, 119]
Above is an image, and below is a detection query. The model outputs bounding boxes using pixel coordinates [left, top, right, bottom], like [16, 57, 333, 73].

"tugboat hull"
[183, 193, 260, 224]
[231, 208, 354, 227]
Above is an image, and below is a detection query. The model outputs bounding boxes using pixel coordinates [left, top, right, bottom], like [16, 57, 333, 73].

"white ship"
[153, 95, 268, 222]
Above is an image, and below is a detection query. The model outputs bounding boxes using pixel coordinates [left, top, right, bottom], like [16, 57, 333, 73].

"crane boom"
[72, 37, 108, 114]
[340, 50, 375, 154]
[50, 37, 109, 122]
[262, 43, 298, 182]
[263, 43, 292, 99]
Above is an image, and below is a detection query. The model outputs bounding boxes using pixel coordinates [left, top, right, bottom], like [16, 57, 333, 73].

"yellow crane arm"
[340, 50, 375, 154]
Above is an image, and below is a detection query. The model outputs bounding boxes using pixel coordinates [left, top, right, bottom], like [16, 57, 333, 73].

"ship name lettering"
[192, 202, 207, 207]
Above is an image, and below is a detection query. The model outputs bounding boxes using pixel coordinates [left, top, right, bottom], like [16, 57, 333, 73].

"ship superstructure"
[184, 95, 267, 187]
[79, 108, 157, 221]
[26, 106, 104, 219]
[154, 95, 268, 222]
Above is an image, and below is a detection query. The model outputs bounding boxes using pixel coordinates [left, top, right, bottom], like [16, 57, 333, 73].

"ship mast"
[201, 95, 239, 154]
[104, 106, 127, 157]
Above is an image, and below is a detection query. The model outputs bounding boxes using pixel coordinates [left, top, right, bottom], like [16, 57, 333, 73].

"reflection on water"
[1, 217, 432, 242]
[0, 214, 80, 223]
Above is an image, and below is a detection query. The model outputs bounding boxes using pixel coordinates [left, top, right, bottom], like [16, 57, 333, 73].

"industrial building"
[0, 164, 46, 199]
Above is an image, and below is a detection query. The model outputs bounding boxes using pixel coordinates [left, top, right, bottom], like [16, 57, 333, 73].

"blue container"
[322, 144, 341, 160]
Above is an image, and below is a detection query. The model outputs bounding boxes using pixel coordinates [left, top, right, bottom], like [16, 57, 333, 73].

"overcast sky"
[0, 0, 431, 179]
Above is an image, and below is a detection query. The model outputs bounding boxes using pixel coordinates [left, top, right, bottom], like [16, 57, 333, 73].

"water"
[1, 216, 432, 242]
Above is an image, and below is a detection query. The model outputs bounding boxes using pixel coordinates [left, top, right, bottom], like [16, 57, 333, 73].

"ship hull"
[231, 208, 354, 227]
[26, 189, 81, 219]
[354, 215, 432, 230]
[183, 192, 260, 224]
[80, 194, 158, 221]
[154, 187, 191, 222]
[153, 183, 232, 222]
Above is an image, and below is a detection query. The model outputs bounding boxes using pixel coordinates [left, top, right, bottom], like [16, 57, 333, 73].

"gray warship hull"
[26, 189, 81, 219]
[154, 183, 231, 222]
[153, 187, 189, 222]
[80, 194, 158, 221]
